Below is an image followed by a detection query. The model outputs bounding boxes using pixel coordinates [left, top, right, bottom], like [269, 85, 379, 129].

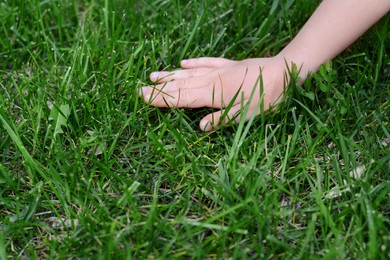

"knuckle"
[198, 57, 208, 66]
[188, 68, 197, 78]
[174, 79, 186, 90]
[178, 90, 187, 106]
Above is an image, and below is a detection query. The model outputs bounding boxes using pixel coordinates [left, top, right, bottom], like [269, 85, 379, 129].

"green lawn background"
[0, 0, 389, 258]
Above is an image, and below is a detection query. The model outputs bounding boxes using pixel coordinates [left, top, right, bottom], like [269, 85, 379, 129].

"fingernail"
[150, 72, 159, 80]
[139, 86, 149, 96]
[200, 120, 211, 132]
[181, 60, 188, 66]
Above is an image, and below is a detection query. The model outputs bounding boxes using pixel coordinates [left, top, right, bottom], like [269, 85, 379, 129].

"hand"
[140, 57, 287, 131]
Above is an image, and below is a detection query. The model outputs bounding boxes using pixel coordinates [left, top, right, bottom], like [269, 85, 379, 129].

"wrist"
[273, 53, 310, 86]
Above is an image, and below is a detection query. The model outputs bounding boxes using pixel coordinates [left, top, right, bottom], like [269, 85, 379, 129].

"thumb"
[199, 105, 243, 132]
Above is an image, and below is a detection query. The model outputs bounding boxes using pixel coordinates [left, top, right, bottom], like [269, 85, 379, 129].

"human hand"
[140, 57, 287, 131]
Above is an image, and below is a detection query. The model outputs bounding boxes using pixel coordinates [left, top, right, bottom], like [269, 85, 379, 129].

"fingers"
[140, 83, 209, 108]
[144, 72, 210, 95]
[180, 57, 234, 69]
[199, 100, 263, 131]
[149, 57, 233, 83]
[149, 57, 234, 83]
[150, 68, 210, 83]
[199, 104, 243, 131]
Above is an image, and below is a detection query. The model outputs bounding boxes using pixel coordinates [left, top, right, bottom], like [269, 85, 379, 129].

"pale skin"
[140, 0, 390, 131]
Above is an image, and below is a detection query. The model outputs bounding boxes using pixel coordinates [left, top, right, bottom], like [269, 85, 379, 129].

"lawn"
[0, 0, 389, 258]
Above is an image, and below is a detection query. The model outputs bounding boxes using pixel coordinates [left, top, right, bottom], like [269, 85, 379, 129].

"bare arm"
[140, 0, 390, 131]
[279, 0, 390, 79]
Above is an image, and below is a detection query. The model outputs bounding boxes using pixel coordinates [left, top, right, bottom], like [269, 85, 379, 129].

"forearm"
[277, 0, 390, 80]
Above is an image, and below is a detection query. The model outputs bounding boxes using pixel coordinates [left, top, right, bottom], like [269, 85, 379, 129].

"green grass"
[0, 0, 389, 258]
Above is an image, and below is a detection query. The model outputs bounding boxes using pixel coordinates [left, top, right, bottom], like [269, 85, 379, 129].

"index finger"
[180, 57, 234, 69]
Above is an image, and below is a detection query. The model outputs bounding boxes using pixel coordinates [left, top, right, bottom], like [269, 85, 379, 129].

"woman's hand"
[139, 56, 287, 131]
